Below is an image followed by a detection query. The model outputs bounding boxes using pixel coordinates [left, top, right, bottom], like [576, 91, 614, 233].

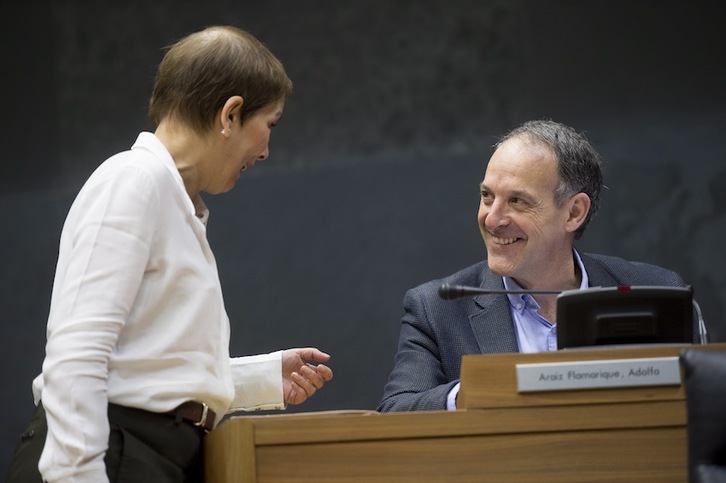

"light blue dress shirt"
[505, 250, 589, 353]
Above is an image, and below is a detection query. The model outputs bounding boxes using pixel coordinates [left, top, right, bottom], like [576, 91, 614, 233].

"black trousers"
[6, 403, 205, 483]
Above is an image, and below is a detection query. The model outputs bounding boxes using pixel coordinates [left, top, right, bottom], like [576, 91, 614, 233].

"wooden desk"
[205, 344, 723, 482]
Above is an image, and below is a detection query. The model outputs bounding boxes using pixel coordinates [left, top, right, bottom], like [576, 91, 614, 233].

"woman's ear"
[565, 192, 591, 234]
[218, 95, 244, 135]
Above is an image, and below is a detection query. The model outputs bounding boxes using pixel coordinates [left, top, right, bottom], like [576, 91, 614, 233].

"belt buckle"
[193, 402, 209, 430]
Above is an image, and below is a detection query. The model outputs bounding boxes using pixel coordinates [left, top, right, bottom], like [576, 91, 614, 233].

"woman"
[8, 25, 333, 483]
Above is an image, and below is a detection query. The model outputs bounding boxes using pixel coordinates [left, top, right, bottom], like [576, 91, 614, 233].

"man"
[378, 119, 687, 412]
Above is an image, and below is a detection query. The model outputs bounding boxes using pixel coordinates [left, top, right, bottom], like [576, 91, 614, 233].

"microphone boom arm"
[438, 283, 561, 300]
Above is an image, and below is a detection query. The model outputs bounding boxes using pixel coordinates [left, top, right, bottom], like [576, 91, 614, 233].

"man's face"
[477, 137, 576, 289]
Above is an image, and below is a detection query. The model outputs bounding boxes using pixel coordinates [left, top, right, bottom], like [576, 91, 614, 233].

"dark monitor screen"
[556, 285, 694, 350]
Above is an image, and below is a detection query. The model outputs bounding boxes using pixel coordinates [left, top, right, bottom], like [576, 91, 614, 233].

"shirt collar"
[502, 248, 589, 312]
[131, 132, 209, 224]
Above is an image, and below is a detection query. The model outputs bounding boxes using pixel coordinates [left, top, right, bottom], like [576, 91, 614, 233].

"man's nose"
[485, 199, 510, 229]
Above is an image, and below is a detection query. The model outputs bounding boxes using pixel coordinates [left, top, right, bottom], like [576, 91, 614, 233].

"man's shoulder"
[408, 261, 490, 295]
[582, 252, 671, 273]
[582, 252, 685, 286]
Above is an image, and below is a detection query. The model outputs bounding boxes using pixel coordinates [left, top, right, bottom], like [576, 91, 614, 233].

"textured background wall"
[2, 0, 725, 476]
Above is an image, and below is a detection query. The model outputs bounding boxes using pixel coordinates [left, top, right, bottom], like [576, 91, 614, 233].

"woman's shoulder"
[87, 139, 180, 194]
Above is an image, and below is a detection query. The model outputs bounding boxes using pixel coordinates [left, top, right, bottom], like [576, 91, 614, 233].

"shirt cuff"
[446, 382, 460, 411]
[228, 351, 286, 412]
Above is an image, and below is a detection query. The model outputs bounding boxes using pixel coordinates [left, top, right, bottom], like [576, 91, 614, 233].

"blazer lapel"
[468, 269, 519, 353]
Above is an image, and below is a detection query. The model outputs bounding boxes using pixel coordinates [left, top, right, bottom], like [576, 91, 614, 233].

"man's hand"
[282, 348, 333, 405]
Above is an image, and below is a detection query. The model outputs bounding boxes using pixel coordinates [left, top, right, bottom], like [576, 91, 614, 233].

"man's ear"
[217, 95, 244, 134]
[565, 192, 591, 233]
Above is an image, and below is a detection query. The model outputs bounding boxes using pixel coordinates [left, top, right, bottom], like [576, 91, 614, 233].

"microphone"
[438, 283, 709, 345]
[438, 283, 562, 300]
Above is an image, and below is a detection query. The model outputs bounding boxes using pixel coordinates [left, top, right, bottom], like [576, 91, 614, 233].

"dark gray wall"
[2, 0, 725, 477]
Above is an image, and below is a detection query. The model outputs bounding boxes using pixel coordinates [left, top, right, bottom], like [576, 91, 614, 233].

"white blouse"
[33, 132, 284, 483]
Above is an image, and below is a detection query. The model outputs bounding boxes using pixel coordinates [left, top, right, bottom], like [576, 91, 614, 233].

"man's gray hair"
[497, 120, 604, 240]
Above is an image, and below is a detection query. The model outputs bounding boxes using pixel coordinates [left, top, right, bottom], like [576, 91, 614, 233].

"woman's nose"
[258, 146, 269, 161]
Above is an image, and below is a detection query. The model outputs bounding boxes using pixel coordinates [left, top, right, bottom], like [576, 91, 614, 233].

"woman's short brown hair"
[148, 26, 292, 133]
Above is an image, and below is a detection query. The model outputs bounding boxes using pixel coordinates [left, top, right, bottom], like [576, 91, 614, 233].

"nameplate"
[515, 356, 681, 393]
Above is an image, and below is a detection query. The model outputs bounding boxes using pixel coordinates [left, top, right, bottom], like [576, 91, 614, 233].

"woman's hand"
[281, 348, 333, 405]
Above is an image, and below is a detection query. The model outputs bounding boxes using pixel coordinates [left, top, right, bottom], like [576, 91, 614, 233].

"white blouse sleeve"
[39, 163, 158, 483]
[228, 351, 286, 411]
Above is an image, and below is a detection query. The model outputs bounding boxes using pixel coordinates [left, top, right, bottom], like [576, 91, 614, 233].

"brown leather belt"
[168, 401, 216, 433]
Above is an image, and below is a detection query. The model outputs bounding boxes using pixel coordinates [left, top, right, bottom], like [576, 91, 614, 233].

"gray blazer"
[377, 252, 686, 412]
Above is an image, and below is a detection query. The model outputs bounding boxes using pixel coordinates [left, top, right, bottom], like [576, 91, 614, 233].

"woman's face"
[211, 99, 285, 193]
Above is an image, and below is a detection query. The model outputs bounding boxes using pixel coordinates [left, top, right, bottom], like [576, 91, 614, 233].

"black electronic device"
[555, 285, 695, 349]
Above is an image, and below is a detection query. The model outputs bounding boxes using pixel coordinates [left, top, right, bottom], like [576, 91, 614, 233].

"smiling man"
[378, 119, 688, 412]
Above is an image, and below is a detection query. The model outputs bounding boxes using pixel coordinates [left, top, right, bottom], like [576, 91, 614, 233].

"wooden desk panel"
[206, 403, 686, 483]
[254, 426, 685, 483]
[206, 345, 726, 482]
